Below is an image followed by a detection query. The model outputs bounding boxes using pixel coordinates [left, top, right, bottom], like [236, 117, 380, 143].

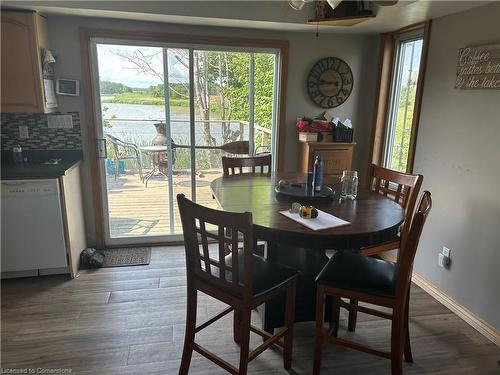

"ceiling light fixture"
[326, 0, 343, 12]
[288, 0, 314, 11]
[289, 0, 344, 12]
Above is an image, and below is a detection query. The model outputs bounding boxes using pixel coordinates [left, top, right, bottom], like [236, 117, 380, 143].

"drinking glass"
[340, 170, 358, 200]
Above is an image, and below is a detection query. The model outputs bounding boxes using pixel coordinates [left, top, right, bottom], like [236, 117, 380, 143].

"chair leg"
[135, 150, 143, 181]
[348, 299, 358, 332]
[403, 289, 413, 363]
[313, 285, 325, 375]
[391, 314, 405, 375]
[233, 309, 241, 344]
[114, 158, 118, 181]
[179, 286, 197, 375]
[283, 279, 296, 370]
[238, 309, 251, 375]
[331, 296, 341, 337]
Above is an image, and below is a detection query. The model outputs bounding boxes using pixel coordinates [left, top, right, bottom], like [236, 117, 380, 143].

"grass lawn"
[102, 92, 188, 107]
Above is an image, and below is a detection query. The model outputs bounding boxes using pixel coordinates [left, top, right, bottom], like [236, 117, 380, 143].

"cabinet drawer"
[313, 148, 352, 175]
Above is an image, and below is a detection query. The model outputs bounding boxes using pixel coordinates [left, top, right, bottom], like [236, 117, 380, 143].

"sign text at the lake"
[455, 43, 500, 90]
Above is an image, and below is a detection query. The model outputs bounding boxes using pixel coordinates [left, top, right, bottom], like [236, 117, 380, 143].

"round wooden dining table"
[210, 172, 405, 332]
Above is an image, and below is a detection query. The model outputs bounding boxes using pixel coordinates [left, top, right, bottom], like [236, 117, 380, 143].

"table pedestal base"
[258, 244, 333, 333]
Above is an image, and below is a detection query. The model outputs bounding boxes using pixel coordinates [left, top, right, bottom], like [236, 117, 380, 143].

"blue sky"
[96, 44, 188, 88]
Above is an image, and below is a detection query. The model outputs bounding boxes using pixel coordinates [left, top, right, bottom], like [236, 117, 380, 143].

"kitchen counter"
[1, 150, 83, 179]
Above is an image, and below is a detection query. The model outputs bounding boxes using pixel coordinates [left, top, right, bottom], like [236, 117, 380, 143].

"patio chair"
[104, 133, 143, 181]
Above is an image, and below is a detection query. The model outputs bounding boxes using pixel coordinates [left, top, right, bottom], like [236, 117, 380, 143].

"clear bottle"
[312, 155, 323, 191]
[340, 170, 358, 199]
[13, 144, 23, 164]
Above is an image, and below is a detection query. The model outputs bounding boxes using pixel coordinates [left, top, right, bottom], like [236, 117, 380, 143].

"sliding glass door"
[90, 39, 279, 245]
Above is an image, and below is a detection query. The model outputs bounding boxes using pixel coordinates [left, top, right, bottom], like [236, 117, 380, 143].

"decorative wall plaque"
[455, 43, 500, 89]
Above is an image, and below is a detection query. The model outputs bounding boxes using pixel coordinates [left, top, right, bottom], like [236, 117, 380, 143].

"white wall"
[47, 15, 379, 245]
[413, 2, 500, 329]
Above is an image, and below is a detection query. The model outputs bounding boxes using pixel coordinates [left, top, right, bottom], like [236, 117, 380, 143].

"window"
[383, 32, 424, 172]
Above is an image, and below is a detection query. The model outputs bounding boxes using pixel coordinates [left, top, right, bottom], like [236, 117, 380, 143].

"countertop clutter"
[1, 149, 83, 179]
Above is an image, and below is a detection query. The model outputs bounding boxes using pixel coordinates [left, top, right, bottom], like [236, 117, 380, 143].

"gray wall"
[46, 15, 379, 245]
[413, 2, 500, 329]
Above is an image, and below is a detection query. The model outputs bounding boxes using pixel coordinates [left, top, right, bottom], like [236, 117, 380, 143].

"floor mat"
[101, 247, 151, 267]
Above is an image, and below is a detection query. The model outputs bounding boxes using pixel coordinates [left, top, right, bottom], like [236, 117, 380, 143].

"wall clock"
[307, 57, 353, 108]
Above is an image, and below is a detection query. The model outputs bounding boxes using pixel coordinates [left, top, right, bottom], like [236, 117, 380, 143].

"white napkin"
[280, 209, 350, 231]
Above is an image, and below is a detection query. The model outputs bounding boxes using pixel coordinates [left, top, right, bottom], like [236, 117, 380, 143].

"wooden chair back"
[369, 164, 423, 241]
[222, 154, 272, 176]
[369, 164, 423, 212]
[177, 193, 255, 300]
[395, 191, 432, 299]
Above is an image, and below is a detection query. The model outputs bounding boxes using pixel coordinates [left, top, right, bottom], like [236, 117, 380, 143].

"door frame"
[80, 28, 289, 248]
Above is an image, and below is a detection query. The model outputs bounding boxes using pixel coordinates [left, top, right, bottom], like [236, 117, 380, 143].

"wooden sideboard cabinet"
[299, 141, 355, 185]
[1, 11, 55, 113]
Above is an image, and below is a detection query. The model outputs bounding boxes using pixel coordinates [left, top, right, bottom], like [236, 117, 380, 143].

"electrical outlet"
[47, 114, 73, 129]
[19, 125, 29, 139]
[438, 253, 446, 268]
[440, 247, 451, 269]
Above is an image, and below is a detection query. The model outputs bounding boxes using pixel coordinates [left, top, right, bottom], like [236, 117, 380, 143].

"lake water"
[102, 102, 249, 147]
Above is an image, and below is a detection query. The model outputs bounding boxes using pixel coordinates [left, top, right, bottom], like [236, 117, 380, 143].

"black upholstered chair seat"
[316, 251, 398, 298]
[212, 252, 298, 298]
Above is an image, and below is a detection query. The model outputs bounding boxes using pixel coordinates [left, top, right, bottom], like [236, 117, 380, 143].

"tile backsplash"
[1, 112, 82, 150]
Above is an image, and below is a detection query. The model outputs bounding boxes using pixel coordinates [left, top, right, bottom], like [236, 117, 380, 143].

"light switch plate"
[19, 125, 29, 139]
[442, 246, 451, 257]
[47, 114, 73, 129]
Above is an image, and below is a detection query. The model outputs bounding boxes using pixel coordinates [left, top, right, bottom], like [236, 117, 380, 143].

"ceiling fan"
[288, 0, 398, 11]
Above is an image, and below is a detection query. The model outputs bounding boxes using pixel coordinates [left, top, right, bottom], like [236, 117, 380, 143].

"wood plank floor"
[1, 246, 498, 374]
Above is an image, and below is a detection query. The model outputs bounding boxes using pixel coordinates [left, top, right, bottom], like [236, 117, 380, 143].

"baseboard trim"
[383, 254, 499, 347]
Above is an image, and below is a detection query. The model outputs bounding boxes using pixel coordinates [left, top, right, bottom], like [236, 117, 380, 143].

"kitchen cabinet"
[1, 11, 56, 113]
[1, 164, 86, 278]
[299, 141, 355, 186]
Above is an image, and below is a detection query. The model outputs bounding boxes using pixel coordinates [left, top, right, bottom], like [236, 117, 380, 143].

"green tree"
[110, 48, 275, 166]
[100, 80, 132, 94]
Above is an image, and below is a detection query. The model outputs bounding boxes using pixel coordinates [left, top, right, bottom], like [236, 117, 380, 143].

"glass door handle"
[97, 138, 107, 159]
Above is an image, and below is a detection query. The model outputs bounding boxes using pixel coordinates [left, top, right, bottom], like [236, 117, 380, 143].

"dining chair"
[344, 165, 422, 331]
[104, 133, 144, 181]
[221, 153, 272, 256]
[177, 194, 298, 375]
[222, 154, 272, 176]
[360, 164, 423, 257]
[313, 191, 432, 375]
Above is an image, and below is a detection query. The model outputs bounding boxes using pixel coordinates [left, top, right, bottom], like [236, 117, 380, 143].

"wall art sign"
[455, 43, 500, 89]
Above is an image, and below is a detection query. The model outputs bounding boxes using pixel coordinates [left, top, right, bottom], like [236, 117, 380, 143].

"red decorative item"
[296, 119, 332, 133]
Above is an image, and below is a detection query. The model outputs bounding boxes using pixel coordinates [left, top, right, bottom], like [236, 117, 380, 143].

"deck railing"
[104, 118, 272, 152]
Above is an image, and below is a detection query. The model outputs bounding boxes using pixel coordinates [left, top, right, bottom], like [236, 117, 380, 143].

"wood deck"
[106, 170, 221, 238]
[1, 246, 498, 374]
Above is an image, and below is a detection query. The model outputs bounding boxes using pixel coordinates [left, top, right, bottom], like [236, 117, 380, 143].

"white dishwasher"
[1, 179, 68, 273]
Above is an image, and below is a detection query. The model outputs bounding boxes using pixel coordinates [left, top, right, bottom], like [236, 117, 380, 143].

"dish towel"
[280, 209, 350, 231]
